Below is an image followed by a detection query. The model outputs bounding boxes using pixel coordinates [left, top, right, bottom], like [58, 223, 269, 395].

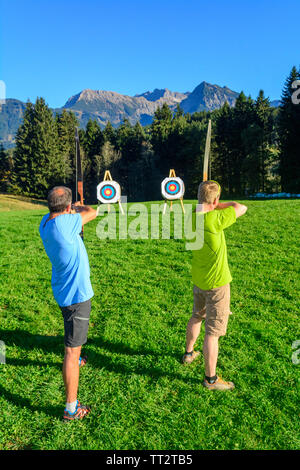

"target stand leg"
[180, 198, 185, 214]
[163, 201, 168, 215]
[170, 201, 173, 212]
[118, 200, 124, 215]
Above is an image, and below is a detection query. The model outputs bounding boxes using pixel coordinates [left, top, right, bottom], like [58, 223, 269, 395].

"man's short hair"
[197, 180, 221, 204]
[47, 186, 72, 213]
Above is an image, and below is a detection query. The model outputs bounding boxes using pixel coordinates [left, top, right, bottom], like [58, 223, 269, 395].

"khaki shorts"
[192, 284, 231, 337]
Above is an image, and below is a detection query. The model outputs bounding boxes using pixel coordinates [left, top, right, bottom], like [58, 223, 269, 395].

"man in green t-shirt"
[182, 180, 247, 390]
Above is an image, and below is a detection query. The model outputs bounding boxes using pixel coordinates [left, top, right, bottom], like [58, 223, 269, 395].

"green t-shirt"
[191, 206, 236, 290]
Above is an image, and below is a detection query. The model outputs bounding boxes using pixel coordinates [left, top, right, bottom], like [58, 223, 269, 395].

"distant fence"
[249, 192, 300, 199]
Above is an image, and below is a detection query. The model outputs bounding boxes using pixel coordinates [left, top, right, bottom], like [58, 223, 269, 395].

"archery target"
[161, 177, 185, 200]
[97, 180, 121, 204]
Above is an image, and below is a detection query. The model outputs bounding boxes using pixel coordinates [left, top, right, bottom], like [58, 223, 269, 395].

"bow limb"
[203, 119, 211, 182]
[75, 127, 84, 240]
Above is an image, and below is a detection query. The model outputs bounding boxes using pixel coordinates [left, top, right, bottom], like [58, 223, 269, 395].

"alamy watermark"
[291, 80, 300, 105]
[292, 340, 300, 365]
[0, 340, 6, 364]
[96, 197, 204, 250]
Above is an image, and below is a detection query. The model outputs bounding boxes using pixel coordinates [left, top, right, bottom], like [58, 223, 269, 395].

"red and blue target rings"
[164, 180, 181, 196]
[100, 184, 116, 200]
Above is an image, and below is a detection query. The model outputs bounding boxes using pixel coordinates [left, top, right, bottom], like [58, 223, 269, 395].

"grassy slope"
[0, 194, 47, 212]
[0, 199, 299, 450]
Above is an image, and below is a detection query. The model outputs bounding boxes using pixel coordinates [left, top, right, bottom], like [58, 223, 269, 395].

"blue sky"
[0, 0, 299, 108]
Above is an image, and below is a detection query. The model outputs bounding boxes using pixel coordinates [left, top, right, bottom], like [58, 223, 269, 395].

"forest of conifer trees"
[0, 66, 299, 202]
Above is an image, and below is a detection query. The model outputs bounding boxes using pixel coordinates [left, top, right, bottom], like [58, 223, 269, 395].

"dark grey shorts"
[60, 299, 91, 347]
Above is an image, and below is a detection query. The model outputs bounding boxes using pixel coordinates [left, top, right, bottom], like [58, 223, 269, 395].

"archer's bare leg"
[186, 316, 202, 352]
[182, 315, 202, 364]
[203, 334, 219, 377]
[186, 315, 202, 352]
[63, 346, 82, 403]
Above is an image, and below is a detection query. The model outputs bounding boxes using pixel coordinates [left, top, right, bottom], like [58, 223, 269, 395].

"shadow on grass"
[89, 335, 177, 358]
[0, 329, 199, 418]
[0, 328, 179, 358]
[0, 383, 62, 419]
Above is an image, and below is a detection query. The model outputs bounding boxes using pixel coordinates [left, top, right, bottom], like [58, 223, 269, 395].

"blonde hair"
[197, 180, 221, 204]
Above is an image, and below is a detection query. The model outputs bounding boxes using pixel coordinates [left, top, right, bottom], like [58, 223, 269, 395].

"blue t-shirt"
[39, 213, 94, 307]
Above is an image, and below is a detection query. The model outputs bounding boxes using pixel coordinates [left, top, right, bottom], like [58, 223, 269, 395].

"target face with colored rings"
[165, 180, 180, 196]
[97, 180, 121, 204]
[101, 184, 116, 200]
[161, 177, 185, 200]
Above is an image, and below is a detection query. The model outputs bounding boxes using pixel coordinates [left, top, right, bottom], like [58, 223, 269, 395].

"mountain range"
[0, 81, 280, 149]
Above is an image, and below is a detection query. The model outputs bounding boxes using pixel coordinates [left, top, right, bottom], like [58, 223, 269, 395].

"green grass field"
[0, 196, 299, 450]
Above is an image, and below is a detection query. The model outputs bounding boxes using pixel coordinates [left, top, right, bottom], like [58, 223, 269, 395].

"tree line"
[0, 66, 299, 202]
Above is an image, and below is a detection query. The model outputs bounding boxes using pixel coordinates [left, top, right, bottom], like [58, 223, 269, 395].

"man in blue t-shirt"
[39, 186, 97, 421]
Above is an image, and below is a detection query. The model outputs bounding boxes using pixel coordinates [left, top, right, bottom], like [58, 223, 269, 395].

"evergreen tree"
[84, 119, 103, 158]
[56, 109, 78, 184]
[278, 66, 300, 192]
[181, 118, 209, 198]
[103, 121, 116, 146]
[0, 145, 13, 192]
[254, 90, 274, 192]
[150, 103, 173, 174]
[13, 98, 62, 198]
[113, 119, 148, 200]
[214, 101, 234, 194]
[12, 101, 35, 195]
[82, 119, 104, 202]
[10, 82, 288, 202]
[214, 93, 258, 195]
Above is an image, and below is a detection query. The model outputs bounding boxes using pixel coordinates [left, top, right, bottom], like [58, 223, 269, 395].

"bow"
[75, 127, 84, 240]
[203, 119, 211, 181]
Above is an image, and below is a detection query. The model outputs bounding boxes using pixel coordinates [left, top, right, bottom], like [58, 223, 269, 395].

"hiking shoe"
[182, 350, 200, 364]
[63, 401, 91, 422]
[202, 376, 235, 391]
